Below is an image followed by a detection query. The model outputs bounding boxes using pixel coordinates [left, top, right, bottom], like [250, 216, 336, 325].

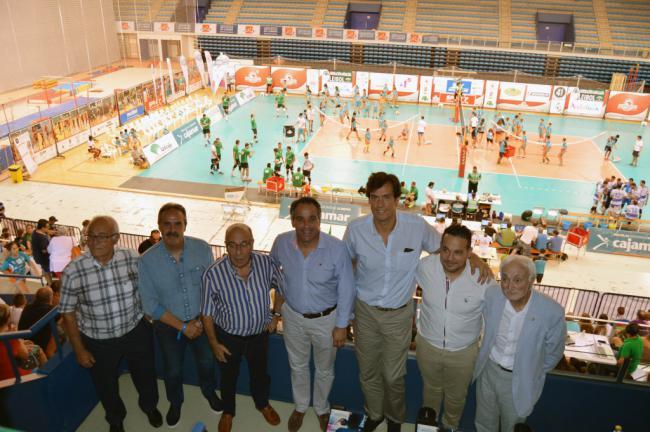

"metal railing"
[1, 218, 83, 245]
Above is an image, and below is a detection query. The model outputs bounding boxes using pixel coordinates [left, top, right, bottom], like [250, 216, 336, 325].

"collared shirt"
[47, 235, 77, 272]
[202, 252, 283, 336]
[270, 231, 355, 328]
[416, 255, 491, 351]
[548, 235, 563, 252]
[424, 186, 436, 205]
[489, 298, 531, 369]
[519, 225, 537, 245]
[139, 236, 214, 322]
[344, 212, 441, 308]
[59, 248, 143, 340]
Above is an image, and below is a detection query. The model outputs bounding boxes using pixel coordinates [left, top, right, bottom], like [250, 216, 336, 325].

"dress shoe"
[363, 416, 384, 432]
[287, 410, 305, 432]
[218, 413, 233, 432]
[146, 408, 163, 428]
[386, 418, 402, 432]
[258, 405, 281, 425]
[166, 404, 182, 428]
[318, 412, 330, 431]
[207, 394, 224, 413]
[109, 423, 124, 432]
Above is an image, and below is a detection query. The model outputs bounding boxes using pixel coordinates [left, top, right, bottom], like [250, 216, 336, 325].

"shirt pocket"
[395, 250, 418, 274]
[190, 266, 205, 286]
[309, 264, 334, 284]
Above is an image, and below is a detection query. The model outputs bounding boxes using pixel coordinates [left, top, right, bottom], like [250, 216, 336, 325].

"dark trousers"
[82, 319, 159, 427]
[468, 182, 478, 195]
[216, 326, 270, 416]
[153, 321, 218, 407]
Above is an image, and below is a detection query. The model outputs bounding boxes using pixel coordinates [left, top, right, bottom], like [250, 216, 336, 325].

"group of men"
[593, 175, 648, 219]
[60, 171, 567, 432]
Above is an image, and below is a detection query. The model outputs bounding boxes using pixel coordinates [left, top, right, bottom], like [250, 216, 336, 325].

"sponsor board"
[154, 22, 175, 32]
[195, 23, 216, 34]
[421, 35, 438, 44]
[271, 67, 307, 93]
[327, 28, 343, 39]
[565, 88, 606, 118]
[321, 70, 354, 97]
[175, 22, 192, 33]
[419, 76, 433, 103]
[90, 117, 118, 137]
[483, 80, 499, 109]
[368, 72, 393, 98]
[354, 71, 370, 96]
[56, 133, 87, 154]
[605, 91, 650, 121]
[296, 27, 313, 38]
[235, 65, 270, 90]
[279, 197, 360, 226]
[205, 104, 224, 124]
[217, 24, 238, 34]
[172, 119, 202, 145]
[136, 22, 153, 32]
[143, 133, 178, 165]
[549, 86, 568, 114]
[498, 82, 526, 102]
[260, 26, 282, 36]
[11, 132, 38, 175]
[394, 74, 419, 102]
[119, 105, 145, 125]
[306, 69, 321, 94]
[587, 228, 650, 258]
[358, 30, 375, 41]
[235, 88, 256, 106]
[237, 24, 259, 36]
[117, 21, 135, 32]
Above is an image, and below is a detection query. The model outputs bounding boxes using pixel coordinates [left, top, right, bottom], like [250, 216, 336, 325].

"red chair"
[565, 227, 589, 258]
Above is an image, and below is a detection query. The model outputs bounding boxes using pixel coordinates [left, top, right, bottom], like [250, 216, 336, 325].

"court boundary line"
[400, 116, 416, 179]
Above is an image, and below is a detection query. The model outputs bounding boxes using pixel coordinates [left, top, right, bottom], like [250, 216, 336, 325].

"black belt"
[499, 364, 513, 373]
[303, 305, 337, 319]
[373, 303, 408, 312]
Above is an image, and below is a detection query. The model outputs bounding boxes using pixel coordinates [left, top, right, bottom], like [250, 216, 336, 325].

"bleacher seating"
[459, 49, 547, 74]
[377, 1, 406, 32]
[605, 0, 650, 49]
[198, 36, 259, 58]
[270, 39, 351, 62]
[236, 0, 317, 27]
[322, 0, 348, 28]
[511, 0, 599, 46]
[414, 0, 499, 39]
[203, 0, 231, 23]
[112, 0, 154, 22]
[364, 44, 435, 68]
[155, 0, 178, 22]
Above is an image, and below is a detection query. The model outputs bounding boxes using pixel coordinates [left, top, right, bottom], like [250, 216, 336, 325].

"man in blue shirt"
[534, 227, 548, 252]
[138, 203, 222, 427]
[343, 172, 493, 432]
[271, 197, 355, 432]
[547, 230, 563, 253]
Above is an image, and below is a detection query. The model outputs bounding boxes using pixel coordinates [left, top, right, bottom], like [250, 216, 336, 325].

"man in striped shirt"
[60, 216, 162, 432]
[201, 223, 284, 432]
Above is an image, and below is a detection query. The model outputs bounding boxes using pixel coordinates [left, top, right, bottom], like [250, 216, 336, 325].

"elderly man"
[139, 203, 222, 427]
[201, 223, 283, 432]
[474, 255, 566, 432]
[343, 172, 492, 432]
[415, 225, 495, 431]
[270, 197, 355, 432]
[60, 216, 161, 432]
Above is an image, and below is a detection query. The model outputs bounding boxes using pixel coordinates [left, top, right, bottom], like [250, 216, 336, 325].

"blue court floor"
[140, 94, 650, 219]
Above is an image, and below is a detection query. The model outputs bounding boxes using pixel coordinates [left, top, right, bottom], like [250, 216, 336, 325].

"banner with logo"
[172, 119, 202, 146]
[605, 91, 650, 121]
[549, 86, 569, 114]
[204, 50, 213, 85]
[117, 21, 135, 32]
[143, 132, 178, 165]
[368, 73, 393, 99]
[9, 131, 38, 175]
[237, 24, 260, 36]
[205, 104, 224, 124]
[116, 85, 145, 125]
[195, 23, 216, 34]
[394, 74, 419, 102]
[154, 22, 175, 32]
[179, 56, 190, 95]
[483, 80, 499, 109]
[56, 132, 88, 154]
[306, 68, 321, 95]
[321, 70, 354, 97]
[235, 66, 270, 90]
[565, 88, 607, 118]
[355, 71, 369, 96]
[234, 88, 256, 107]
[432, 78, 483, 106]
[89, 117, 118, 137]
[27, 119, 57, 156]
[521, 84, 552, 112]
[279, 197, 360, 226]
[497, 82, 526, 110]
[271, 67, 307, 94]
[587, 228, 650, 258]
[418, 76, 433, 104]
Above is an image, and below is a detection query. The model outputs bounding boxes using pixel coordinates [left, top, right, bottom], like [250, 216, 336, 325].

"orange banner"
[271, 67, 307, 94]
[235, 66, 270, 91]
[605, 91, 650, 121]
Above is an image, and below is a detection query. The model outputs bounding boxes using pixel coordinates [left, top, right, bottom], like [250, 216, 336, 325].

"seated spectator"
[0, 228, 12, 245]
[0, 303, 46, 380]
[80, 219, 90, 251]
[9, 293, 26, 328]
[534, 227, 548, 251]
[21, 225, 34, 252]
[475, 230, 492, 252]
[533, 255, 547, 283]
[547, 230, 564, 252]
[18, 287, 56, 358]
[496, 222, 516, 247]
[433, 217, 446, 235]
[613, 306, 630, 336]
[137, 229, 161, 255]
[631, 309, 649, 337]
[131, 146, 149, 169]
[50, 280, 62, 306]
[87, 135, 101, 160]
[642, 332, 650, 363]
[566, 313, 581, 332]
[484, 221, 497, 238]
[1, 241, 32, 293]
[617, 323, 643, 376]
[593, 313, 612, 337]
[579, 313, 595, 334]
[46, 227, 77, 278]
[518, 222, 538, 246]
[466, 192, 479, 215]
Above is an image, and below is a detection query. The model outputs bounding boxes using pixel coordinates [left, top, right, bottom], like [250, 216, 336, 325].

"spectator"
[31, 219, 52, 284]
[565, 313, 580, 333]
[533, 255, 547, 283]
[0, 227, 12, 245]
[80, 219, 90, 250]
[484, 222, 497, 239]
[631, 310, 649, 337]
[22, 225, 34, 252]
[1, 241, 32, 293]
[642, 331, 650, 363]
[137, 230, 161, 255]
[518, 222, 538, 247]
[424, 181, 436, 215]
[534, 227, 548, 251]
[18, 287, 55, 358]
[578, 313, 595, 334]
[616, 323, 643, 375]
[47, 216, 58, 234]
[434, 216, 446, 235]
[51, 280, 62, 306]
[496, 222, 516, 247]
[593, 314, 612, 337]
[47, 227, 78, 278]
[9, 293, 26, 328]
[15, 229, 28, 252]
[547, 230, 564, 253]
[0, 303, 46, 380]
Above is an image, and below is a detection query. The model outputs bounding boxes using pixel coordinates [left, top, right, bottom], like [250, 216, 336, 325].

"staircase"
[351, 43, 364, 64]
[446, 49, 461, 68]
[311, 0, 329, 27]
[402, 0, 418, 33]
[224, 0, 244, 25]
[544, 56, 561, 78]
[257, 39, 271, 58]
[498, 0, 512, 48]
[592, 0, 614, 53]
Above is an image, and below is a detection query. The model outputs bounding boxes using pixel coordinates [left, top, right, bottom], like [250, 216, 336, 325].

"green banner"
[279, 197, 361, 226]
[587, 228, 650, 258]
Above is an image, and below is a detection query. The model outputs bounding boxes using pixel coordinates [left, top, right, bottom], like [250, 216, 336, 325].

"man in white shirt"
[631, 135, 643, 167]
[473, 255, 565, 432]
[47, 228, 78, 276]
[424, 181, 436, 215]
[518, 223, 538, 247]
[415, 225, 495, 431]
[417, 116, 426, 145]
[302, 153, 314, 185]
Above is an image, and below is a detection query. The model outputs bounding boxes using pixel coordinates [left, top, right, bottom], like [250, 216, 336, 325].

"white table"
[433, 190, 502, 206]
[564, 331, 617, 366]
[473, 246, 498, 261]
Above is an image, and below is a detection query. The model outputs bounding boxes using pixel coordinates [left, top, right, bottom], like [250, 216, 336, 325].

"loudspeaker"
[521, 210, 533, 221]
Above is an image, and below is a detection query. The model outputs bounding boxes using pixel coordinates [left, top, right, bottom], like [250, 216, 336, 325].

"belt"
[302, 305, 337, 319]
[499, 364, 513, 373]
[373, 303, 408, 312]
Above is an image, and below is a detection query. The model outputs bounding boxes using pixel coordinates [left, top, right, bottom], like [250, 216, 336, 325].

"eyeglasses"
[225, 240, 253, 250]
[86, 233, 119, 242]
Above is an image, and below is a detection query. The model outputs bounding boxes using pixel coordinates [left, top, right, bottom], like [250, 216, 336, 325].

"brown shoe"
[218, 414, 233, 432]
[287, 410, 305, 432]
[258, 405, 281, 426]
[318, 412, 330, 431]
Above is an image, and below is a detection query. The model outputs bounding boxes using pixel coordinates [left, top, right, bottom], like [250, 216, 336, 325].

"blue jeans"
[154, 321, 218, 406]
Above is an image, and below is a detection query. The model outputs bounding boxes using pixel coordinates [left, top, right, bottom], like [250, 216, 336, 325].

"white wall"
[0, 0, 120, 93]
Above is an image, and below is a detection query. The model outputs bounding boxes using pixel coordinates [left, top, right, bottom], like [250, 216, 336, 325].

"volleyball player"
[285, 146, 295, 177]
[559, 137, 567, 166]
[518, 130, 527, 158]
[346, 112, 361, 140]
[250, 113, 258, 143]
[275, 89, 288, 117]
[378, 116, 388, 142]
[240, 143, 252, 181]
[230, 140, 241, 176]
[383, 136, 395, 158]
[210, 137, 223, 175]
[542, 135, 552, 164]
[363, 128, 371, 153]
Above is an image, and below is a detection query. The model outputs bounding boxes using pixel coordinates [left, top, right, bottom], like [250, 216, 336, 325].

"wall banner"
[605, 91, 650, 121]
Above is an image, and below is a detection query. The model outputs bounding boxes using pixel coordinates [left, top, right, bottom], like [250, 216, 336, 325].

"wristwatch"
[272, 310, 282, 318]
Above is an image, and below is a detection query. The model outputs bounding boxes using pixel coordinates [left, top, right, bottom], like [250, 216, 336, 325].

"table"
[473, 246, 498, 261]
[564, 331, 617, 366]
[432, 190, 502, 206]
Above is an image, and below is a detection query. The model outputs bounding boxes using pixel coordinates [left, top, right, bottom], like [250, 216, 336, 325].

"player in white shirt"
[417, 116, 426, 145]
[631, 135, 643, 167]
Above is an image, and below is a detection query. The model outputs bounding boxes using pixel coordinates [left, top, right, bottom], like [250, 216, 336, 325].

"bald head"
[88, 216, 119, 236]
[225, 223, 253, 242]
[35, 287, 53, 305]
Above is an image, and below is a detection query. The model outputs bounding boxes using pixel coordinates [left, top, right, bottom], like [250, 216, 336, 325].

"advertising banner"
[279, 197, 360, 226]
[143, 132, 178, 165]
[260, 26, 282, 36]
[56, 132, 87, 154]
[587, 228, 650, 258]
[549, 86, 568, 114]
[502, 83, 552, 112]
[321, 70, 354, 97]
[306, 69, 321, 95]
[235, 65, 270, 90]
[205, 104, 224, 124]
[90, 117, 118, 137]
[195, 23, 217, 34]
[171, 119, 201, 146]
[10, 131, 38, 175]
[175, 23, 192, 33]
[154, 22, 175, 33]
[117, 21, 135, 32]
[358, 30, 375, 41]
[498, 82, 526, 102]
[344, 29, 358, 41]
[28, 119, 57, 156]
[296, 27, 313, 38]
[217, 24, 237, 34]
[136, 22, 153, 32]
[388, 32, 406, 43]
[605, 91, 650, 121]
[355, 71, 369, 96]
[179, 56, 190, 94]
[368, 73, 393, 98]
[483, 80, 499, 109]
[565, 88, 607, 118]
[88, 96, 117, 128]
[237, 24, 260, 36]
[419, 76, 433, 103]
[433, 77, 484, 106]
[394, 74, 419, 102]
[271, 67, 307, 94]
[119, 105, 145, 124]
[234, 88, 256, 107]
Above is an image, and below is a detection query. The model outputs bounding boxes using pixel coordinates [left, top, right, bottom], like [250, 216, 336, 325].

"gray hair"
[500, 255, 536, 283]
